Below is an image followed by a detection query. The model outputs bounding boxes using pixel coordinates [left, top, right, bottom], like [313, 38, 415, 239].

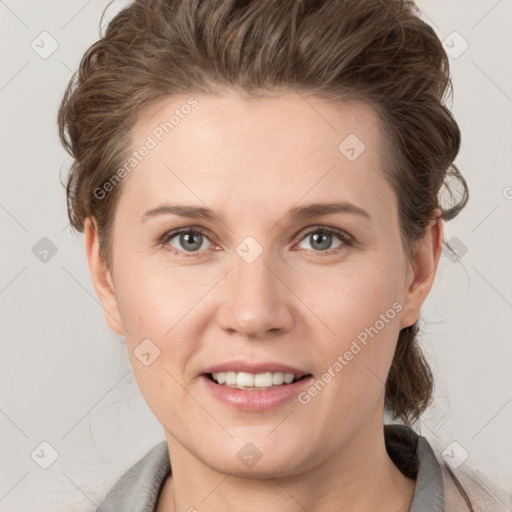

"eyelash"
[159, 225, 354, 258]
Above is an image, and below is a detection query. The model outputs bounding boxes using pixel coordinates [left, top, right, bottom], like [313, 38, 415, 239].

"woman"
[58, 0, 505, 510]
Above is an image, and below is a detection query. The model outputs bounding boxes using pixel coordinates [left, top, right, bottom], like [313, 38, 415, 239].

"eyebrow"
[142, 201, 371, 223]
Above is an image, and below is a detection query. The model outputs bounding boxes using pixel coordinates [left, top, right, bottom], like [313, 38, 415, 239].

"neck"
[158, 414, 415, 512]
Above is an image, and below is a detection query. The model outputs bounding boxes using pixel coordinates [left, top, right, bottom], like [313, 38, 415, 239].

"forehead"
[116, 90, 395, 225]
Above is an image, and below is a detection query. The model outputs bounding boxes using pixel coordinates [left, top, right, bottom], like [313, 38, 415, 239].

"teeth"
[254, 372, 272, 387]
[272, 372, 284, 385]
[225, 371, 237, 385]
[211, 371, 299, 389]
[237, 372, 254, 388]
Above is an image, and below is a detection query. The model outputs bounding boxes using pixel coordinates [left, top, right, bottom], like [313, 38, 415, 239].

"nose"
[216, 246, 295, 340]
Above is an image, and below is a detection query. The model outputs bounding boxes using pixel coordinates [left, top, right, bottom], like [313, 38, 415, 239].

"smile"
[208, 371, 309, 390]
[201, 372, 314, 412]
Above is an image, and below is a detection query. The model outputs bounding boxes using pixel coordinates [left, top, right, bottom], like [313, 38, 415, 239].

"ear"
[84, 217, 125, 336]
[399, 213, 444, 329]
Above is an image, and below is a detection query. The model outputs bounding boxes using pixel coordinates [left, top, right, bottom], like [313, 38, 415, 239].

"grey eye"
[299, 230, 344, 251]
[168, 231, 211, 252]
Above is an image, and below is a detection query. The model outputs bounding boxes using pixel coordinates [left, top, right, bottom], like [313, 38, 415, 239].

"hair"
[58, 0, 468, 426]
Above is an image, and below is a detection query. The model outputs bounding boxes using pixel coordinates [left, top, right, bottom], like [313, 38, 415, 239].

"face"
[86, 89, 441, 478]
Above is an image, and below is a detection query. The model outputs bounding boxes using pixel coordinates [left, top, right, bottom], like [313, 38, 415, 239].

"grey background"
[0, 0, 511, 510]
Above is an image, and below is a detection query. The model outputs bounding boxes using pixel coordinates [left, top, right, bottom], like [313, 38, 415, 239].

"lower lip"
[200, 374, 314, 412]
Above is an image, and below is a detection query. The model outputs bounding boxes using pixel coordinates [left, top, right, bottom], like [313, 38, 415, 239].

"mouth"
[203, 371, 312, 391]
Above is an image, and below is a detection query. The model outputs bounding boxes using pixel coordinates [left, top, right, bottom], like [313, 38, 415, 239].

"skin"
[85, 89, 443, 512]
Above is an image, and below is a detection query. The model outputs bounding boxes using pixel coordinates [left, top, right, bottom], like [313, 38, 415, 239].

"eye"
[296, 226, 352, 254]
[160, 227, 213, 255]
[159, 225, 353, 257]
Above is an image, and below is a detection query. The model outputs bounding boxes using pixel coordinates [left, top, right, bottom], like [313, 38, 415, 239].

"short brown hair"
[58, 0, 468, 425]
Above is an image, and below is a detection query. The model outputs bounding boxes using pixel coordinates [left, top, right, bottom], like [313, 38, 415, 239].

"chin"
[192, 432, 317, 479]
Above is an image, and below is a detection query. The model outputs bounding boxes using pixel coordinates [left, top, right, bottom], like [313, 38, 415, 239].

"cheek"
[113, 254, 201, 338]
[300, 256, 406, 399]
[305, 255, 405, 339]
[112, 261, 198, 419]
[111, 256, 220, 396]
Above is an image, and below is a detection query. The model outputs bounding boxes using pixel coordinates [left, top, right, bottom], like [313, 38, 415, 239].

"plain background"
[1, 0, 511, 510]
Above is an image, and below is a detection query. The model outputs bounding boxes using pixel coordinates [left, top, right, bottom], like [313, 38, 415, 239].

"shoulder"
[384, 424, 509, 512]
[437, 453, 510, 512]
[96, 440, 171, 512]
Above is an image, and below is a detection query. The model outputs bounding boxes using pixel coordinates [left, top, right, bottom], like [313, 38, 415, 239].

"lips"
[200, 372, 315, 411]
[198, 359, 314, 411]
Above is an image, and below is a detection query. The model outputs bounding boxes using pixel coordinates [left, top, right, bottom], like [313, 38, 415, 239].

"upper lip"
[202, 360, 310, 378]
